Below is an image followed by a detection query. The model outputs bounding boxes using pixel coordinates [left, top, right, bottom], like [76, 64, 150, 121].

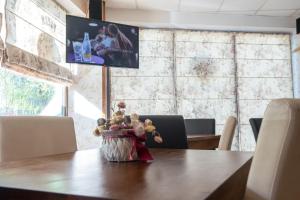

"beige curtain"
[2, 44, 73, 84]
[0, 1, 73, 84]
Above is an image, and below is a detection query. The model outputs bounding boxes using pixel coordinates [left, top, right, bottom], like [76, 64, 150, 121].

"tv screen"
[66, 15, 139, 68]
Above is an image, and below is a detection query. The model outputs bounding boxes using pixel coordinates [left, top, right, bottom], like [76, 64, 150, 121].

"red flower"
[117, 101, 126, 109]
[110, 124, 120, 131]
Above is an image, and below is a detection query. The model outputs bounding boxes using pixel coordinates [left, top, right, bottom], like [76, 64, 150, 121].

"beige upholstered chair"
[0, 116, 77, 162]
[218, 116, 237, 150]
[244, 99, 300, 200]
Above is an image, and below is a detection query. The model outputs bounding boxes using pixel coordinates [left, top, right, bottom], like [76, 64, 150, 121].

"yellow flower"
[130, 113, 139, 121]
[154, 136, 163, 143]
[93, 125, 105, 136]
[144, 119, 152, 126]
[98, 125, 106, 131]
[131, 120, 140, 128]
[145, 125, 156, 133]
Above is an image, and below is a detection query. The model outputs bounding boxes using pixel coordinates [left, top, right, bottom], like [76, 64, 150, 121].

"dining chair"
[184, 118, 215, 135]
[218, 116, 237, 150]
[139, 115, 188, 149]
[0, 116, 77, 162]
[249, 118, 263, 142]
[244, 99, 300, 200]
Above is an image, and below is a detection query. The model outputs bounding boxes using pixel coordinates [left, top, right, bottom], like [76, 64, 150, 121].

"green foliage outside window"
[0, 68, 55, 115]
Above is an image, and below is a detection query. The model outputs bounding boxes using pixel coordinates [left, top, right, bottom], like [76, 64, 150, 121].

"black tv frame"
[297, 18, 300, 34]
[66, 15, 139, 68]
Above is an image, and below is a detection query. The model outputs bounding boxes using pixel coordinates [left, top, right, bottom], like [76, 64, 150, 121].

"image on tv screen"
[66, 15, 139, 68]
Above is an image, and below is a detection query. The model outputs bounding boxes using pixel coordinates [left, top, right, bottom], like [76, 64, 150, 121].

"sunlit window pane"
[0, 67, 65, 116]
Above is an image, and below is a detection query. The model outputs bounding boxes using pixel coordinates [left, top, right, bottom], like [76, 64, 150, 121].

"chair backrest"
[218, 116, 237, 150]
[0, 116, 77, 162]
[249, 118, 263, 142]
[244, 99, 300, 200]
[184, 119, 215, 135]
[139, 115, 188, 149]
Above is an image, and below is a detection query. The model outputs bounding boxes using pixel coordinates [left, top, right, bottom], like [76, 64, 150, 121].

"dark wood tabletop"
[0, 148, 252, 200]
[187, 134, 221, 150]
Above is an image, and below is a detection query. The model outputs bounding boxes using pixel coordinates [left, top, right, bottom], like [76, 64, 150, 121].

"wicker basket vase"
[101, 130, 138, 162]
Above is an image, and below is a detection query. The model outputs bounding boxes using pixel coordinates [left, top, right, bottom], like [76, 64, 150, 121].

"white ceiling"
[106, 0, 300, 18]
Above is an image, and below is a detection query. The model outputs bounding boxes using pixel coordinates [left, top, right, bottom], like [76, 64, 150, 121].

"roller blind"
[2, 44, 72, 83]
[110, 29, 177, 114]
[174, 30, 237, 142]
[0, 0, 72, 84]
[110, 29, 293, 151]
[236, 33, 293, 151]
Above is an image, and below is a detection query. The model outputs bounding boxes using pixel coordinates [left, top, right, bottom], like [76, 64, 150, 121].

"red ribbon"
[124, 130, 153, 162]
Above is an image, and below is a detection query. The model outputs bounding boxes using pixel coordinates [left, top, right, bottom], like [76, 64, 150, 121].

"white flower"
[134, 122, 145, 137]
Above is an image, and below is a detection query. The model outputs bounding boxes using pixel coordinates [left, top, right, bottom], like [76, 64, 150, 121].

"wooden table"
[0, 149, 252, 200]
[188, 134, 221, 150]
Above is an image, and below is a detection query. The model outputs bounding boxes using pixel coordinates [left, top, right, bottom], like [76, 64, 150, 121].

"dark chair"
[139, 115, 188, 149]
[184, 119, 215, 135]
[249, 118, 263, 142]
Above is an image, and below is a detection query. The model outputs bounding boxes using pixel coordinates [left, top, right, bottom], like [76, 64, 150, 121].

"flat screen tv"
[66, 15, 139, 68]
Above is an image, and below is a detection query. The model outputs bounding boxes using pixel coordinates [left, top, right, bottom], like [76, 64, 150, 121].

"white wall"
[68, 64, 104, 150]
[106, 8, 297, 33]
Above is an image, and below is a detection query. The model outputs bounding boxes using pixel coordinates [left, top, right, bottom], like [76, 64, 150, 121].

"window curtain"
[110, 29, 177, 114]
[174, 31, 237, 141]
[2, 44, 72, 83]
[0, 0, 73, 84]
[110, 29, 293, 151]
[236, 33, 293, 151]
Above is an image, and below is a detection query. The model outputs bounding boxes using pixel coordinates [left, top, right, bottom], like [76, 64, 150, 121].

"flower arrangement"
[94, 101, 163, 162]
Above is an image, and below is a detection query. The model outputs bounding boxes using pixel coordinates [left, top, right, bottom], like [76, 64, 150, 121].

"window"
[110, 29, 293, 151]
[0, 67, 66, 116]
[235, 33, 293, 150]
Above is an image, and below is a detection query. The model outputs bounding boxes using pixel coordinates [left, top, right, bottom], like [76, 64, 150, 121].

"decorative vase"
[101, 130, 138, 162]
